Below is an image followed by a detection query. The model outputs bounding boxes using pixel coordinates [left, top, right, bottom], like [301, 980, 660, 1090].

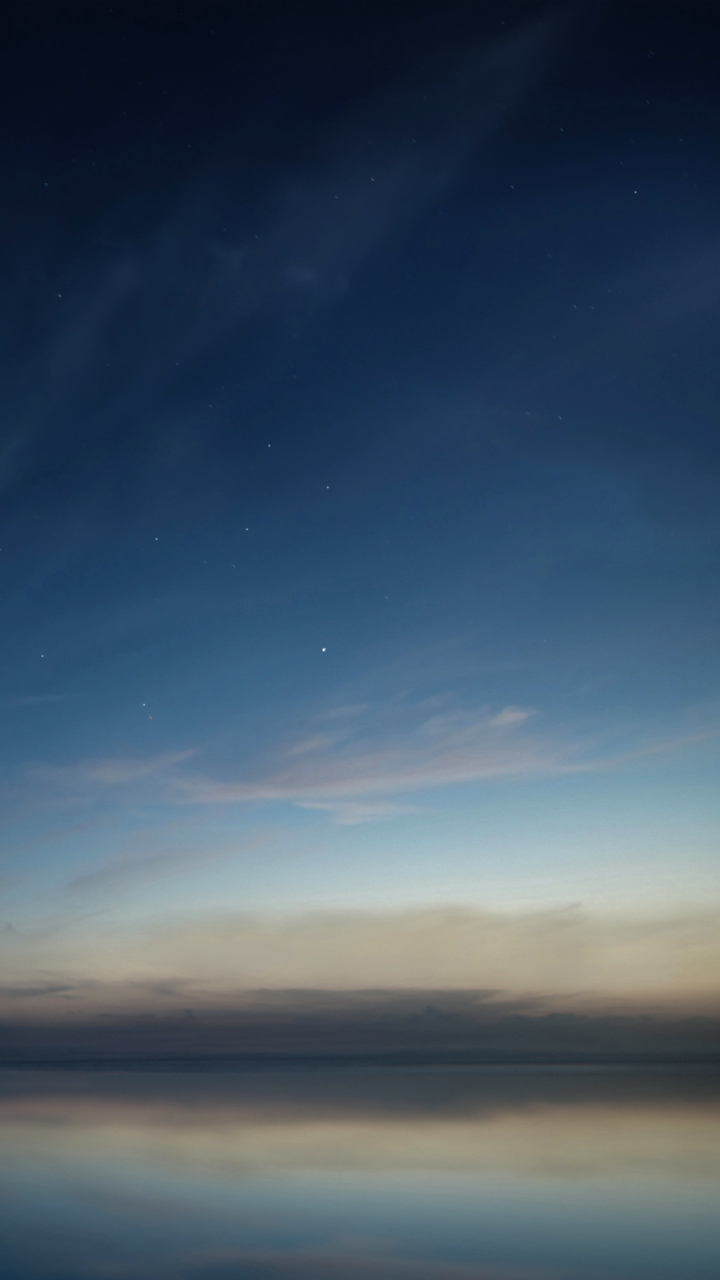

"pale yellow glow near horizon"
[3, 904, 720, 1017]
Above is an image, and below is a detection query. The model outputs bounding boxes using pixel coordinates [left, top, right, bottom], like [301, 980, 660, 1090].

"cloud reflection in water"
[0, 1066, 719, 1279]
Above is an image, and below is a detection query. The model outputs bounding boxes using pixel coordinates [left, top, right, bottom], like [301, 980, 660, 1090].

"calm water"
[1, 1064, 719, 1279]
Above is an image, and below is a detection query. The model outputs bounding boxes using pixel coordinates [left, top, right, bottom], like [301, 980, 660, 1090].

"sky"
[1, 1, 719, 1031]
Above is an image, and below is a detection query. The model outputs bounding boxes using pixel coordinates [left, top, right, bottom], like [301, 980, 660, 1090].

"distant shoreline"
[3, 1053, 720, 1071]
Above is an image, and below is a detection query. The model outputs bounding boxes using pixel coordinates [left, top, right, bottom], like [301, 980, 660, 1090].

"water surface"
[1, 1065, 719, 1279]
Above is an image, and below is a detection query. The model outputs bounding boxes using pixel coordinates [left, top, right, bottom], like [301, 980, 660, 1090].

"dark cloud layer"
[2, 988, 719, 1066]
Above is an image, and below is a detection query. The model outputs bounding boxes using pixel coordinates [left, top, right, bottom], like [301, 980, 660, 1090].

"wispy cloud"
[320, 704, 369, 721]
[170, 708, 720, 814]
[0, 693, 68, 707]
[28, 750, 195, 791]
[22, 700, 720, 823]
[489, 705, 535, 727]
[64, 835, 268, 895]
[286, 733, 341, 756]
[0, 981, 78, 999]
[297, 798, 423, 825]
[173, 705, 558, 810]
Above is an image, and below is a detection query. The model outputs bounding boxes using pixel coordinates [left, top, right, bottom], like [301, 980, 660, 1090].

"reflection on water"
[1, 1065, 719, 1279]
